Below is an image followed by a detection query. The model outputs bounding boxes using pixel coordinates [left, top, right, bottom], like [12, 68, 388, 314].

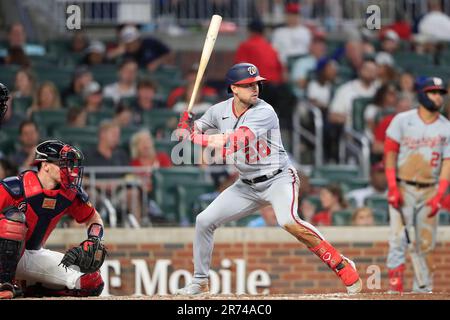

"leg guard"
[24, 271, 104, 297]
[0, 207, 27, 284]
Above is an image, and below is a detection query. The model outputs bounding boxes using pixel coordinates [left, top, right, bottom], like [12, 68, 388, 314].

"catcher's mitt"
[60, 237, 107, 273]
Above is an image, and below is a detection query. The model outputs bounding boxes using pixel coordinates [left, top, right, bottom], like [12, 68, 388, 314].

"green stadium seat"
[91, 65, 118, 86]
[12, 96, 32, 114]
[332, 209, 353, 226]
[65, 94, 83, 108]
[154, 139, 178, 156]
[312, 164, 361, 182]
[372, 208, 388, 225]
[176, 181, 215, 225]
[86, 110, 114, 126]
[0, 65, 20, 89]
[393, 52, 434, 70]
[343, 178, 370, 191]
[35, 68, 73, 92]
[142, 109, 179, 137]
[309, 177, 330, 189]
[32, 109, 68, 136]
[352, 97, 373, 133]
[364, 195, 389, 225]
[0, 132, 17, 157]
[303, 195, 322, 212]
[52, 126, 98, 151]
[153, 166, 204, 223]
[439, 211, 450, 225]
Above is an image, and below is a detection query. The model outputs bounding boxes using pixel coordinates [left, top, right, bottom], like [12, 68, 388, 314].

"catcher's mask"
[416, 76, 448, 111]
[32, 139, 85, 190]
[0, 82, 10, 123]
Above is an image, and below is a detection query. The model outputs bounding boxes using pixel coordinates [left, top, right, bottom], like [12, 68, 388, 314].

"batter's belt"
[242, 169, 283, 185]
[397, 178, 435, 188]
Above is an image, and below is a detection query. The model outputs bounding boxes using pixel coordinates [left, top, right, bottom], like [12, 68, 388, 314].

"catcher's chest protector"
[13, 172, 77, 250]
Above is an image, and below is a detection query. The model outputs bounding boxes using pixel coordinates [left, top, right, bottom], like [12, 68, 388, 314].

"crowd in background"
[2, 0, 450, 228]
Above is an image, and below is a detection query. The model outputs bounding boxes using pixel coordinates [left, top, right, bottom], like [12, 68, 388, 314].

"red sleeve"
[374, 115, 394, 142]
[384, 136, 400, 153]
[157, 152, 172, 168]
[69, 197, 95, 224]
[0, 186, 16, 213]
[167, 87, 185, 108]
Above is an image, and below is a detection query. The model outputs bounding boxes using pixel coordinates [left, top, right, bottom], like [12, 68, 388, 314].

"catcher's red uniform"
[0, 170, 94, 250]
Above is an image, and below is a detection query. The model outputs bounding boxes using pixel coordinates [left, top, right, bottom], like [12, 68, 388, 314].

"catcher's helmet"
[0, 82, 10, 122]
[225, 63, 266, 93]
[416, 76, 448, 111]
[33, 139, 85, 190]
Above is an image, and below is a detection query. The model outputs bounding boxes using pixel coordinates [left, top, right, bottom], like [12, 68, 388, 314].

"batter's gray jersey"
[386, 109, 450, 183]
[194, 98, 290, 179]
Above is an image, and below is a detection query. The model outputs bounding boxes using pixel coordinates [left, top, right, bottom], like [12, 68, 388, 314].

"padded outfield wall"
[46, 227, 450, 295]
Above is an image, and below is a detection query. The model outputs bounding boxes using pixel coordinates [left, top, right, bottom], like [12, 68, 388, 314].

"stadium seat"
[312, 164, 361, 182]
[142, 109, 179, 137]
[332, 209, 353, 226]
[31, 109, 68, 136]
[86, 110, 114, 126]
[153, 166, 205, 223]
[303, 195, 322, 212]
[35, 68, 73, 92]
[154, 139, 178, 156]
[0, 132, 17, 157]
[176, 181, 215, 225]
[364, 195, 389, 224]
[342, 178, 370, 192]
[351, 97, 373, 133]
[372, 208, 388, 225]
[309, 177, 330, 189]
[52, 126, 98, 150]
[65, 94, 83, 108]
[12, 96, 32, 114]
[0, 65, 20, 89]
[439, 211, 450, 225]
[91, 65, 118, 86]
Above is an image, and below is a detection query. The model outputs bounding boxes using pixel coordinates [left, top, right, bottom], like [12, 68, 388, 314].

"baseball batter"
[385, 77, 450, 293]
[175, 63, 362, 295]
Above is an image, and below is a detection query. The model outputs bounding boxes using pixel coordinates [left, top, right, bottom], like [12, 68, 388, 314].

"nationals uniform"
[176, 63, 361, 295]
[385, 80, 450, 292]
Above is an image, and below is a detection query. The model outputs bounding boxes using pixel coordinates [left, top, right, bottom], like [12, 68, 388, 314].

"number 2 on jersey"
[430, 151, 440, 167]
[245, 139, 271, 163]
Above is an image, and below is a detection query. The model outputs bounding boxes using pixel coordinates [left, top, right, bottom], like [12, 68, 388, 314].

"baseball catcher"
[0, 140, 106, 298]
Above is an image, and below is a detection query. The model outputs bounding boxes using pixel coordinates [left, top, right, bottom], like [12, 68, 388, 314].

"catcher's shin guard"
[24, 271, 104, 297]
[0, 207, 27, 284]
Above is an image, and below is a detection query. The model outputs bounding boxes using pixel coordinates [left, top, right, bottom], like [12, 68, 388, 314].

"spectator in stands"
[380, 11, 412, 41]
[306, 57, 338, 113]
[6, 22, 46, 56]
[29, 81, 62, 116]
[2, 46, 31, 68]
[130, 129, 172, 170]
[0, 158, 18, 180]
[327, 58, 379, 161]
[172, 76, 214, 114]
[12, 68, 35, 98]
[398, 71, 417, 104]
[347, 162, 387, 208]
[108, 25, 171, 72]
[307, 184, 348, 226]
[375, 52, 397, 85]
[351, 207, 375, 226]
[112, 104, 134, 128]
[235, 18, 296, 127]
[271, 3, 312, 65]
[70, 31, 89, 54]
[103, 59, 138, 105]
[9, 120, 40, 171]
[371, 93, 413, 161]
[133, 78, 159, 111]
[235, 20, 284, 85]
[83, 120, 129, 169]
[418, 0, 450, 42]
[66, 106, 87, 128]
[343, 39, 364, 74]
[376, 30, 400, 60]
[291, 35, 327, 98]
[82, 81, 104, 112]
[167, 64, 217, 109]
[0, 95, 25, 129]
[62, 66, 93, 106]
[82, 40, 107, 66]
[364, 83, 398, 141]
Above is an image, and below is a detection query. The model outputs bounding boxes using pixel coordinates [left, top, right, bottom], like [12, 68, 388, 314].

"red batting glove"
[427, 179, 449, 218]
[175, 111, 194, 140]
[386, 168, 403, 209]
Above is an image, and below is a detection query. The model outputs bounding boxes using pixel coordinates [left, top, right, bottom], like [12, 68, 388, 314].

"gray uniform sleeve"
[194, 108, 217, 133]
[242, 108, 277, 136]
[386, 113, 403, 143]
[444, 128, 450, 159]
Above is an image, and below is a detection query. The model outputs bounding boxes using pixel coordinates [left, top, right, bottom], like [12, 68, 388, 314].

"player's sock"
[388, 264, 405, 293]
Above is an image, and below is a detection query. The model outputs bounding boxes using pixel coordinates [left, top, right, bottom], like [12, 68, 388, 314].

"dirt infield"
[16, 292, 450, 300]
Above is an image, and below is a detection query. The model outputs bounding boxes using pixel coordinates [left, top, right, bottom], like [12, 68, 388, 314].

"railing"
[83, 166, 153, 228]
[292, 99, 324, 168]
[339, 128, 371, 179]
[19, 0, 450, 37]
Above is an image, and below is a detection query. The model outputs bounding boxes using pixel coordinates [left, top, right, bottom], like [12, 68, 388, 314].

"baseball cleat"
[335, 256, 362, 294]
[175, 280, 209, 296]
[0, 282, 21, 299]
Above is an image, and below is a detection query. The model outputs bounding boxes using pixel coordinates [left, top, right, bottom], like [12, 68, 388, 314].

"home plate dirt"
[15, 293, 450, 300]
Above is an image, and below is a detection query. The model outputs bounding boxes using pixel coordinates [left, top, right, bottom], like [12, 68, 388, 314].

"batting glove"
[427, 179, 449, 218]
[388, 187, 403, 209]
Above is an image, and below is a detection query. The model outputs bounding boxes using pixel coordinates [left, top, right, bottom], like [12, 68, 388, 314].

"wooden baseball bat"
[398, 207, 427, 289]
[187, 14, 222, 113]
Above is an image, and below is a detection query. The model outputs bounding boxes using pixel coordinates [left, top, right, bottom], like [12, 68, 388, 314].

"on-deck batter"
[175, 62, 362, 295]
[385, 77, 450, 293]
